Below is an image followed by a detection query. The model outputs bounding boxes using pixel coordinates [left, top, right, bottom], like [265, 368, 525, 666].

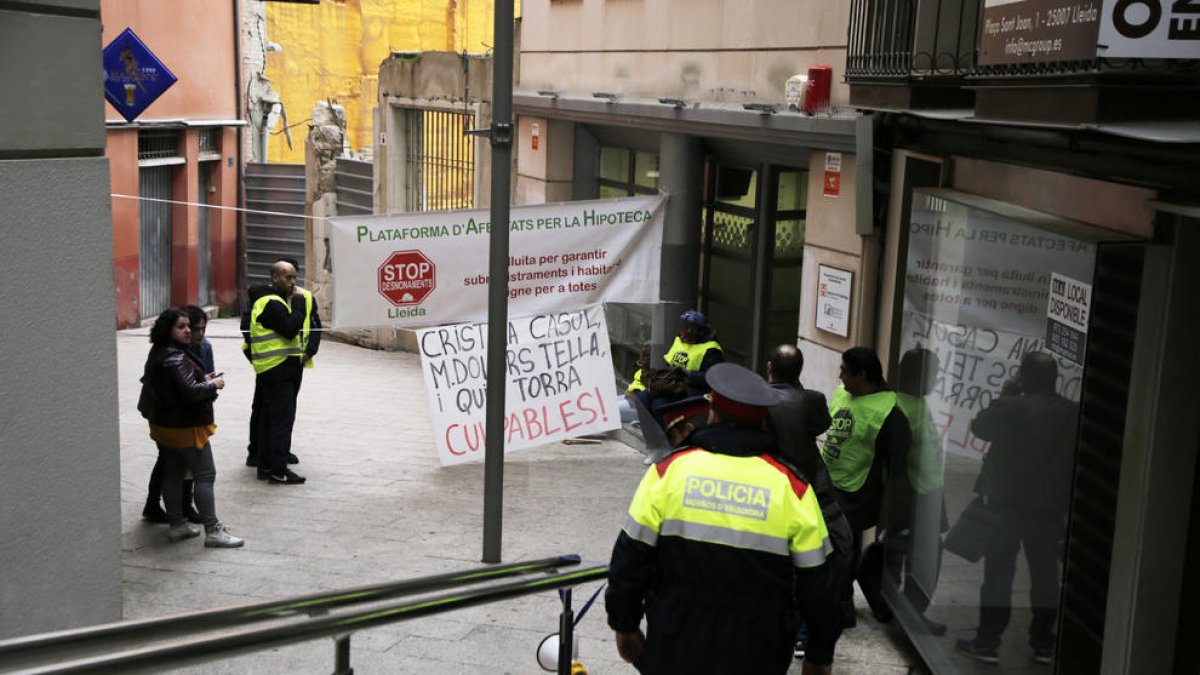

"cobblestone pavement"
[116, 319, 926, 674]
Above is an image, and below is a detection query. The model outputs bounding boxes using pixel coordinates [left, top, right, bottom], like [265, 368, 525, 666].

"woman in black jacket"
[141, 308, 243, 548]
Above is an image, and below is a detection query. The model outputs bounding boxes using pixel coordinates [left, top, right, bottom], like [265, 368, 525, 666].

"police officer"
[821, 346, 911, 626]
[663, 309, 723, 392]
[606, 363, 838, 675]
[245, 258, 320, 484]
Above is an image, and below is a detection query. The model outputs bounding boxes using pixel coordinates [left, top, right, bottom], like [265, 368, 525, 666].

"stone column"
[654, 133, 704, 363]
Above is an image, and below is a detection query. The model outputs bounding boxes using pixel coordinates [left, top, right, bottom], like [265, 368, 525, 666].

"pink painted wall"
[100, 1, 238, 122]
[101, 1, 241, 327]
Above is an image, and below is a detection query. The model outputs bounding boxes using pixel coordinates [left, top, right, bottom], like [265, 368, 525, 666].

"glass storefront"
[885, 190, 1096, 672]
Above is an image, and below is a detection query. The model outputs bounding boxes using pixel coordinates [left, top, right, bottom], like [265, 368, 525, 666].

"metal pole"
[557, 589, 574, 675]
[483, 0, 515, 564]
[332, 635, 353, 675]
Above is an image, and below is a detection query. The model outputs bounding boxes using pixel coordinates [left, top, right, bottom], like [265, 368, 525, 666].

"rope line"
[111, 194, 330, 222]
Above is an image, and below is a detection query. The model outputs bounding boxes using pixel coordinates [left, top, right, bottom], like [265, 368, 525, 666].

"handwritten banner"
[417, 305, 620, 466]
[329, 196, 666, 329]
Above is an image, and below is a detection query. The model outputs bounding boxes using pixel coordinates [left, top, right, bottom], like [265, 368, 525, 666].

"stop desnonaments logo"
[378, 250, 436, 306]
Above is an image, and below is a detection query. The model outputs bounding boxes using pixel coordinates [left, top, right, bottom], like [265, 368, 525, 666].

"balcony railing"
[847, 0, 978, 80]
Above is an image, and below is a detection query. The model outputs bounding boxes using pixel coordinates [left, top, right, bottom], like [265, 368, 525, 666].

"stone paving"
[115, 319, 927, 674]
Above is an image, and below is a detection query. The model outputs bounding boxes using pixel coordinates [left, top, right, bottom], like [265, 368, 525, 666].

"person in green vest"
[821, 346, 911, 627]
[663, 309, 723, 393]
[245, 258, 321, 484]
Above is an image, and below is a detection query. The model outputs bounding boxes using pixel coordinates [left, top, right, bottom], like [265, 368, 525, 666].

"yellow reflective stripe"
[791, 537, 833, 568]
[659, 518, 790, 556]
[248, 332, 282, 344]
[249, 347, 303, 360]
[622, 515, 658, 546]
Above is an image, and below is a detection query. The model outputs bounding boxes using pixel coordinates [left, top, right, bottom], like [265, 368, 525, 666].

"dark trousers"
[157, 442, 219, 528]
[255, 360, 303, 474]
[976, 513, 1062, 648]
[146, 457, 194, 512]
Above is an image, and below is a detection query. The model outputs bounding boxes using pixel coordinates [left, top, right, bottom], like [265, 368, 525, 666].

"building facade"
[104, 0, 242, 327]
[846, 1, 1200, 673]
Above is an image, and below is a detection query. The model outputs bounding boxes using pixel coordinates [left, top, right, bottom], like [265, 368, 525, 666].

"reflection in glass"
[890, 192, 1094, 672]
[599, 146, 629, 182]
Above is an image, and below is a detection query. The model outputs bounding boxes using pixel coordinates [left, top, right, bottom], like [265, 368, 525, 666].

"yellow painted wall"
[266, 0, 512, 163]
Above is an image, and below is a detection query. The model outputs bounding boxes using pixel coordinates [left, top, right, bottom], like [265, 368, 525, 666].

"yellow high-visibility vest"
[663, 337, 721, 371]
[821, 385, 896, 493]
[623, 448, 830, 569]
[247, 289, 313, 374]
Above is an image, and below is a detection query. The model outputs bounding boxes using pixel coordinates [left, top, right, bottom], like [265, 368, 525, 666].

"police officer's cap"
[705, 362, 778, 421]
[655, 396, 709, 433]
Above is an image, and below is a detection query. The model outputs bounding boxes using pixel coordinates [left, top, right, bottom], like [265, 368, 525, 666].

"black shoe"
[256, 470, 270, 481]
[1032, 646, 1054, 665]
[793, 639, 805, 660]
[245, 455, 257, 467]
[921, 615, 947, 636]
[956, 639, 1000, 664]
[142, 502, 169, 523]
[268, 469, 306, 485]
[285, 452, 299, 464]
[184, 508, 204, 524]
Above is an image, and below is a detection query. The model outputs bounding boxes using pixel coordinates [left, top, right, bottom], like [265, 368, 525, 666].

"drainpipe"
[233, 0, 246, 312]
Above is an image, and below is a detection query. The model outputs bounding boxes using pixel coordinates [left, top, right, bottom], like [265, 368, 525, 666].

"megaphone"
[536, 633, 586, 673]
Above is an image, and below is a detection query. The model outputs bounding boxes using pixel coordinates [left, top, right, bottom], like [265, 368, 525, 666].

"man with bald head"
[956, 351, 1078, 665]
[243, 257, 321, 484]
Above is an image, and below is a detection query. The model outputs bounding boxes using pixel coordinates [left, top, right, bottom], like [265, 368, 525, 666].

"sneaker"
[956, 639, 999, 664]
[142, 502, 169, 523]
[267, 469, 307, 484]
[285, 452, 300, 464]
[1032, 646, 1054, 665]
[204, 523, 244, 548]
[256, 470, 270, 481]
[793, 639, 805, 660]
[167, 522, 201, 542]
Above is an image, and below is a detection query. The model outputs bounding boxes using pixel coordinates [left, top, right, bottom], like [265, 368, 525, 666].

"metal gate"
[244, 163, 306, 290]
[335, 158, 374, 216]
[197, 164, 211, 305]
[139, 165, 173, 318]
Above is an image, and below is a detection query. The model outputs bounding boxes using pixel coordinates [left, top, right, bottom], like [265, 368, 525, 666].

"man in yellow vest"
[821, 347, 911, 627]
[663, 309, 723, 393]
[606, 362, 839, 675]
[245, 258, 321, 484]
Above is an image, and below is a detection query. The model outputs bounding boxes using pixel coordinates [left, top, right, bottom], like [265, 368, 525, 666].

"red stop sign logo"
[378, 250, 436, 306]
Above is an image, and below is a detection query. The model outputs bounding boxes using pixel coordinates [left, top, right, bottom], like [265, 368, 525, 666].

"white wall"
[519, 0, 851, 109]
[0, 0, 123, 637]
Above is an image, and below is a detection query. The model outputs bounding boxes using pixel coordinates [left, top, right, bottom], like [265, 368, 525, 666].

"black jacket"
[142, 343, 217, 428]
[972, 391, 1077, 517]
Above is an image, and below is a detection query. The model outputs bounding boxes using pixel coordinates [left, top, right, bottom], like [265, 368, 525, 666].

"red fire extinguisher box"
[802, 65, 832, 115]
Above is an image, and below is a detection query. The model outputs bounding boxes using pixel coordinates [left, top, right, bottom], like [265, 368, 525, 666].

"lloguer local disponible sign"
[329, 196, 666, 328]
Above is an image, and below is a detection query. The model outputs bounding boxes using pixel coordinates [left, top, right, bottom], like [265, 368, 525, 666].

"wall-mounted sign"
[102, 28, 177, 122]
[978, 0, 1103, 65]
[816, 265, 852, 337]
[823, 152, 842, 198]
[1045, 272, 1092, 365]
[1098, 0, 1200, 58]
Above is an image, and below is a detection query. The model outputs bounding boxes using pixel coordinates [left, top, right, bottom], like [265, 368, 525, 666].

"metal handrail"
[1, 555, 607, 675]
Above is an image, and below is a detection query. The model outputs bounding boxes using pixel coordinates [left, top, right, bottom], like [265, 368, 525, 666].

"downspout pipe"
[233, 0, 246, 313]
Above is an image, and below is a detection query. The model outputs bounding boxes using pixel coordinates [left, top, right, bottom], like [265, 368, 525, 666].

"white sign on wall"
[1045, 272, 1092, 365]
[816, 265, 852, 337]
[416, 305, 620, 466]
[329, 195, 666, 329]
[1098, 0, 1200, 59]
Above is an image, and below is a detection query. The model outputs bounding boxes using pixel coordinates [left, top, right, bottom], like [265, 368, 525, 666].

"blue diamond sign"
[102, 28, 177, 122]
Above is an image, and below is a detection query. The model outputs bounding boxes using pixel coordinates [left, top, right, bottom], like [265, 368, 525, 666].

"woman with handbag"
[140, 308, 244, 548]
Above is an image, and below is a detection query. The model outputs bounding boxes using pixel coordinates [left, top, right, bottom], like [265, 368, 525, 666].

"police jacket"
[141, 343, 217, 428]
[606, 423, 834, 674]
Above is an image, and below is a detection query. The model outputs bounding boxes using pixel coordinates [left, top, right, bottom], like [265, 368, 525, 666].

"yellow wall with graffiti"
[265, 0, 512, 163]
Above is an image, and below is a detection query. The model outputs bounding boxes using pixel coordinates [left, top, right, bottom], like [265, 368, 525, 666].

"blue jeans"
[158, 442, 219, 528]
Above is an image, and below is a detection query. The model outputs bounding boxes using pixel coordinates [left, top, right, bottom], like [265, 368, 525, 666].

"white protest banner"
[900, 192, 1095, 458]
[417, 304, 621, 466]
[329, 196, 666, 328]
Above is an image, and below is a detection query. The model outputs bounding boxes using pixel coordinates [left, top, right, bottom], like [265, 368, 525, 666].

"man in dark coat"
[956, 351, 1077, 665]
